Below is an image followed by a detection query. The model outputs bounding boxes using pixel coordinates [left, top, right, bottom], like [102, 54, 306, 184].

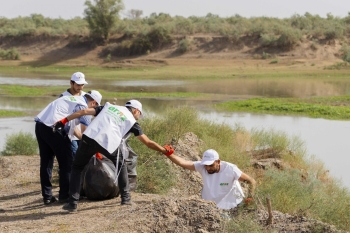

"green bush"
[0, 47, 21, 60]
[1, 131, 38, 156]
[261, 51, 271, 59]
[340, 45, 350, 62]
[146, 26, 173, 49]
[259, 33, 277, 47]
[177, 38, 192, 53]
[269, 58, 279, 64]
[276, 28, 302, 47]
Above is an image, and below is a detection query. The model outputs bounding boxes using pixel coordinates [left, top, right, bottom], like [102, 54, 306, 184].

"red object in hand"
[244, 197, 253, 205]
[163, 145, 174, 156]
[53, 118, 69, 132]
[61, 118, 69, 124]
[95, 152, 103, 160]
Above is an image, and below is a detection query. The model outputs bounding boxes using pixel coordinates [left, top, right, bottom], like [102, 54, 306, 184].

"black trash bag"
[82, 155, 119, 200]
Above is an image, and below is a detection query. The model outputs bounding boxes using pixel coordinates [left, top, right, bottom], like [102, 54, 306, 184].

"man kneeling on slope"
[164, 148, 256, 210]
[54, 99, 173, 212]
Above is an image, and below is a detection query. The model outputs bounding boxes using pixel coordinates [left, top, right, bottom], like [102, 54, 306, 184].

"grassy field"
[216, 96, 350, 120]
[0, 109, 25, 118]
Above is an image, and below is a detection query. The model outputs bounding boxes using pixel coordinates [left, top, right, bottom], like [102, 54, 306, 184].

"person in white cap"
[34, 90, 102, 205]
[60, 72, 88, 97]
[59, 72, 89, 158]
[53, 99, 174, 212]
[164, 148, 256, 210]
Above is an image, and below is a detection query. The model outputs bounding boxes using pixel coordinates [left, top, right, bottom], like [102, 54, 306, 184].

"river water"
[0, 74, 349, 189]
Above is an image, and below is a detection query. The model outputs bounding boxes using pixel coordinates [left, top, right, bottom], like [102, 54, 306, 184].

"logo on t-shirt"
[107, 106, 127, 122]
[220, 183, 229, 186]
[63, 96, 77, 102]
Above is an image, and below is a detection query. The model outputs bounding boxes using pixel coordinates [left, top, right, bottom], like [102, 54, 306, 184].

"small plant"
[340, 45, 350, 62]
[177, 38, 192, 53]
[310, 41, 318, 51]
[270, 58, 279, 64]
[262, 52, 271, 59]
[0, 47, 21, 60]
[1, 131, 38, 156]
[106, 53, 111, 62]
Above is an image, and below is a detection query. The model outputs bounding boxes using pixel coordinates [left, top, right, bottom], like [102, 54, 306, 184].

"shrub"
[276, 28, 302, 47]
[270, 58, 279, 64]
[1, 131, 38, 156]
[106, 53, 111, 62]
[0, 47, 21, 60]
[146, 26, 172, 49]
[261, 51, 271, 59]
[259, 33, 277, 47]
[340, 45, 350, 62]
[177, 38, 192, 53]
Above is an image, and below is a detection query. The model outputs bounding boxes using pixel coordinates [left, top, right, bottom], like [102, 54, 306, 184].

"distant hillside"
[0, 34, 345, 67]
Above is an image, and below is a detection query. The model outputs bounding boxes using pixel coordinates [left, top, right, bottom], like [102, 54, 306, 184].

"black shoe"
[43, 196, 57, 205]
[62, 203, 77, 213]
[59, 198, 69, 204]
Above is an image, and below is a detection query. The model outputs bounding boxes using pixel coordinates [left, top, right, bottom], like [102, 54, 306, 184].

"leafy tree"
[127, 9, 143, 19]
[84, 0, 124, 41]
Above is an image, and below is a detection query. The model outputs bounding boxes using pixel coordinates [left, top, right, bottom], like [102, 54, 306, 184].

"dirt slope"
[0, 133, 346, 233]
[0, 35, 344, 68]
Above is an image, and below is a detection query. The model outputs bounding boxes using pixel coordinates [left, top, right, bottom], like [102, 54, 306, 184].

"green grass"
[1, 131, 38, 155]
[128, 107, 349, 231]
[1, 62, 350, 80]
[0, 84, 205, 99]
[0, 85, 63, 97]
[216, 97, 350, 120]
[0, 110, 26, 117]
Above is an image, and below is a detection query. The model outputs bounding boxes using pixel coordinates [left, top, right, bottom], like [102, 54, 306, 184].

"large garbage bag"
[82, 155, 119, 200]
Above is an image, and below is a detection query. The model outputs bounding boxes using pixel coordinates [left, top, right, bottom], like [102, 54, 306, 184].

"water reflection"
[0, 77, 67, 86]
[2, 74, 350, 97]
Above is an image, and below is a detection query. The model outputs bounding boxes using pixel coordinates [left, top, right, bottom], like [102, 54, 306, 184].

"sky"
[0, 0, 349, 19]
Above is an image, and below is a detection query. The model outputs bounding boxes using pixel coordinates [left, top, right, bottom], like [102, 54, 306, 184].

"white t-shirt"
[59, 90, 86, 141]
[83, 102, 136, 154]
[35, 96, 88, 127]
[194, 161, 245, 210]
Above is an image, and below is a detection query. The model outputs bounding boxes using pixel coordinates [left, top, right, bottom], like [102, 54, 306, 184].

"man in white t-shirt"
[34, 90, 102, 205]
[59, 72, 89, 158]
[165, 149, 256, 210]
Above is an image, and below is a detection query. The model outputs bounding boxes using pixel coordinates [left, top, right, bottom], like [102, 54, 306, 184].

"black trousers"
[35, 122, 72, 200]
[69, 135, 130, 205]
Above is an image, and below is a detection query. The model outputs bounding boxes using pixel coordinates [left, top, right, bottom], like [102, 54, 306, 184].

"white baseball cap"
[71, 72, 88, 85]
[200, 149, 219, 165]
[125, 99, 143, 118]
[86, 90, 102, 105]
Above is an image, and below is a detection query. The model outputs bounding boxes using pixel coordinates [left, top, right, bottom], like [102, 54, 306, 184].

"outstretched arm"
[136, 134, 168, 154]
[166, 154, 196, 171]
[66, 108, 96, 121]
[53, 108, 96, 132]
[239, 172, 256, 198]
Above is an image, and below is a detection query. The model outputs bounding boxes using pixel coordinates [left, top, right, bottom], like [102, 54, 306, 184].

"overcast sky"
[1, 0, 349, 19]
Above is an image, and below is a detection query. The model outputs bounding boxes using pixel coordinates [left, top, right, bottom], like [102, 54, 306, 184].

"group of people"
[35, 71, 256, 213]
